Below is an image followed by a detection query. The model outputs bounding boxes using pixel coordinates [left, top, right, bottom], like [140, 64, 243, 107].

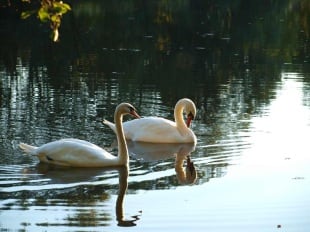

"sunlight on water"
[241, 72, 310, 168]
[1, 1, 310, 230]
[125, 73, 310, 232]
[1, 70, 310, 231]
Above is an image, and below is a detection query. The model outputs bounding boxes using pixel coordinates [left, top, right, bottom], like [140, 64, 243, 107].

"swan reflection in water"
[127, 141, 197, 185]
[27, 164, 140, 227]
[115, 166, 141, 227]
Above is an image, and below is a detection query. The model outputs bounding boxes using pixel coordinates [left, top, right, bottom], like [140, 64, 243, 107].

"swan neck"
[174, 104, 187, 132]
[114, 111, 129, 165]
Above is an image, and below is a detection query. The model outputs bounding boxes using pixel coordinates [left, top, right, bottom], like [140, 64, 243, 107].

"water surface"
[0, 1, 309, 231]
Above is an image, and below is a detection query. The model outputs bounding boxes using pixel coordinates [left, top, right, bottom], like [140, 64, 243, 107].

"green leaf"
[53, 2, 71, 14]
[60, 2, 71, 11]
[51, 15, 61, 24]
[38, 8, 50, 22]
[21, 10, 36, 19]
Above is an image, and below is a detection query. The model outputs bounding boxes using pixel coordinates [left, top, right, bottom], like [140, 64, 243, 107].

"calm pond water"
[0, 0, 310, 231]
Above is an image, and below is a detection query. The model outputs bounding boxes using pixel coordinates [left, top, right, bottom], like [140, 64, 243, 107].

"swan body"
[103, 98, 197, 144]
[19, 103, 140, 167]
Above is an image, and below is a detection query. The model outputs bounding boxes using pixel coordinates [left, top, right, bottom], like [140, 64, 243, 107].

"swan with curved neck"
[103, 98, 197, 144]
[19, 103, 140, 167]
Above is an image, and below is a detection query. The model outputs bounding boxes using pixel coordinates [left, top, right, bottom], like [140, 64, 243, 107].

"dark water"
[0, 0, 309, 231]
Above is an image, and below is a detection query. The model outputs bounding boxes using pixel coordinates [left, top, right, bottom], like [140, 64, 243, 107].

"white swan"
[19, 103, 140, 167]
[103, 98, 197, 144]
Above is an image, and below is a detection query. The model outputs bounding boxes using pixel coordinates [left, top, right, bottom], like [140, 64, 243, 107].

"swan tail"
[102, 119, 116, 133]
[19, 143, 37, 155]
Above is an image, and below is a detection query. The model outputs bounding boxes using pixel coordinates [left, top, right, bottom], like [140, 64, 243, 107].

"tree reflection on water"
[0, 1, 309, 231]
[1, 1, 308, 108]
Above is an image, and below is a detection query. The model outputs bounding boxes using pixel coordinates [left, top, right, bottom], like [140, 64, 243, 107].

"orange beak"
[130, 110, 141, 119]
[186, 112, 194, 127]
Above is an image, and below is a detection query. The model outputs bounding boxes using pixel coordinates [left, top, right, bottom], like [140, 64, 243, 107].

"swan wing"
[102, 119, 117, 133]
[33, 139, 116, 167]
[123, 117, 193, 143]
[103, 117, 196, 143]
[104, 117, 175, 140]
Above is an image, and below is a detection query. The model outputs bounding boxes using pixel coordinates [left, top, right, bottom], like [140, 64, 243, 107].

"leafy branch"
[21, 0, 71, 42]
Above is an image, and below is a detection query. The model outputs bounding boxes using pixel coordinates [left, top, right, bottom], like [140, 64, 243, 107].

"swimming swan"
[19, 103, 140, 167]
[103, 98, 197, 144]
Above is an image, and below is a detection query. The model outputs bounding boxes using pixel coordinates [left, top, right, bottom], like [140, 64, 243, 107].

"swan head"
[180, 98, 196, 127]
[117, 103, 140, 119]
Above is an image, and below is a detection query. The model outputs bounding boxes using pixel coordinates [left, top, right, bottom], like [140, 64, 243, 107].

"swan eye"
[188, 111, 194, 119]
[128, 106, 140, 118]
[128, 106, 135, 112]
